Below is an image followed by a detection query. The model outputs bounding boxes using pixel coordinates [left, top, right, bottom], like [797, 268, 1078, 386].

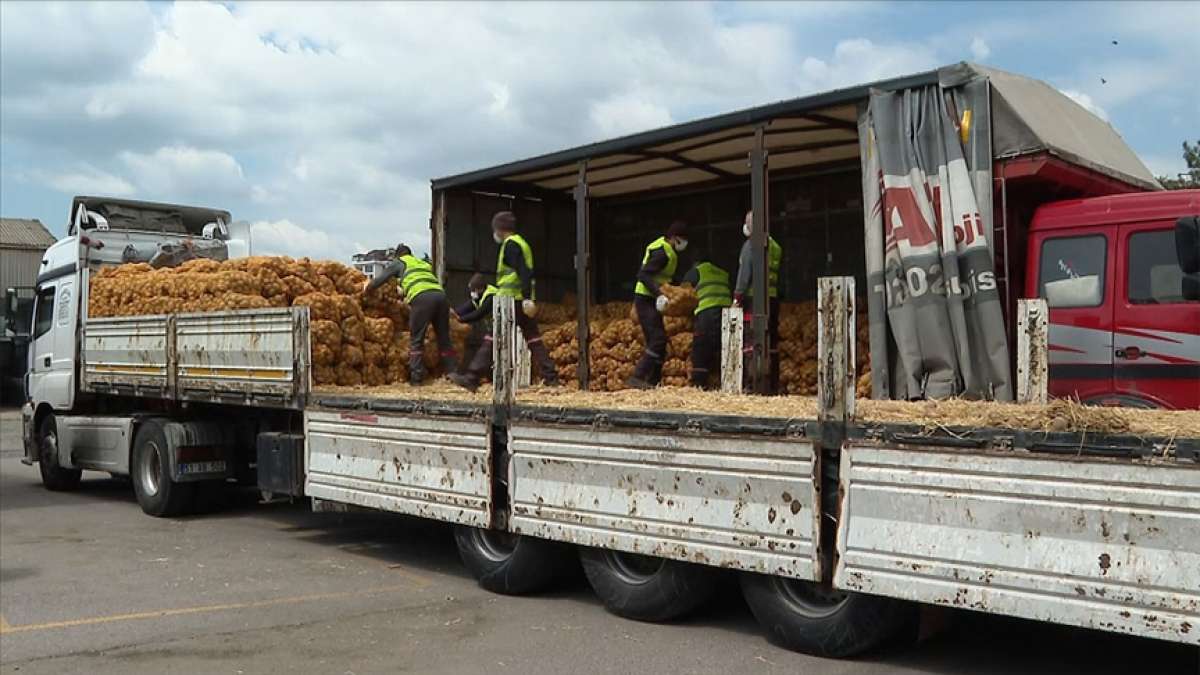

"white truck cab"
[22, 196, 236, 496]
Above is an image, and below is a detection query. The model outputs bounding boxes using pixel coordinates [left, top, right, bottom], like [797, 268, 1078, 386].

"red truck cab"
[1025, 189, 1200, 409]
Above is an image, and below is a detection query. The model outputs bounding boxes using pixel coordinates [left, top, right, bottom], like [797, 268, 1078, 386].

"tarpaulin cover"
[860, 68, 1013, 401]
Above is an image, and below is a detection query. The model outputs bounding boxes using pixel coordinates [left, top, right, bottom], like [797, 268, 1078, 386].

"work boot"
[440, 354, 458, 377]
[624, 376, 654, 390]
[449, 372, 479, 393]
[528, 341, 559, 386]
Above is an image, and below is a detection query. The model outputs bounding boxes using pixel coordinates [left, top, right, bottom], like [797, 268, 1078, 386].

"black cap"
[666, 220, 688, 238]
[394, 243, 412, 257]
[468, 273, 487, 290]
[491, 211, 517, 231]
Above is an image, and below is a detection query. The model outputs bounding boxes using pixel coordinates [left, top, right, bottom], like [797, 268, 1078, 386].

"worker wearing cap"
[364, 243, 457, 385]
[627, 220, 688, 389]
[681, 256, 732, 389]
[488, 211, 558, 386]
[733, 210, 782, 393]
[449, 274, 498, 392]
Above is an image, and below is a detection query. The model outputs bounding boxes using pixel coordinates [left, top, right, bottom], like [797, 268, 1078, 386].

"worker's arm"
[365, 260, 406, 293]
[503, 243, 534, 299]
[733, 241, 752, 299]
[457, 295, 493, 324]
[636, 248, 669, 296]
[681, 264, 700, 287]
[452, 299, 475, 320]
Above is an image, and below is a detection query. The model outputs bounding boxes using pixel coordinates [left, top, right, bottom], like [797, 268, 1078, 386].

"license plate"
[179, 461, 227, 475]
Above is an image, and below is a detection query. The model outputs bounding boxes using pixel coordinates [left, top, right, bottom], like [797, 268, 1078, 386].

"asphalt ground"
[1, 409, 1195, 674]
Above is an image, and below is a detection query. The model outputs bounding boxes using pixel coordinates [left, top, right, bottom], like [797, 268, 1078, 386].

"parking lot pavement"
[1, 408, 1195, 674]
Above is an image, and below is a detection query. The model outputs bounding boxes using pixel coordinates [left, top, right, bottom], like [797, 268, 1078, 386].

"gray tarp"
[860, 68, 1013, 401]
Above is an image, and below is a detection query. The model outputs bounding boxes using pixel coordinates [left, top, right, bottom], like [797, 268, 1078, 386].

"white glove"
[655, 295, 669, 313]
[522, 299, 538, 318]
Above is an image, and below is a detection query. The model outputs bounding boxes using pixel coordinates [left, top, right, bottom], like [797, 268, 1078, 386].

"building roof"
[353, 248, 392, 261]
[431, 62, 1157, 199]
[0, 218, 57, 250]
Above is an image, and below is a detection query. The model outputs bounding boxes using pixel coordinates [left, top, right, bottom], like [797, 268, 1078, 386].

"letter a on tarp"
[858, 67, 1012, 401]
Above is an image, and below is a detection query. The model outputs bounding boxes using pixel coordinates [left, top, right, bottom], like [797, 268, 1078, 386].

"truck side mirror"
[1178, 216, 1199, 274]
[1178, 216, 1200, 301]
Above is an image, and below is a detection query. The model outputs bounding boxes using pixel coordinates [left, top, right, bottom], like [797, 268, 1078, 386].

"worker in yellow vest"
[364, 243, 456, 385]
[681, 256, 732, 389]
[449, 274, 499, 392]
[474, 211, 558, 387]
[627, 220, 689, 389]
[733, 210, 782, 393]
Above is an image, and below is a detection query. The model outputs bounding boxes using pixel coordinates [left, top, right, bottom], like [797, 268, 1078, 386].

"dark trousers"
[690, 307, 722, 389]
[464, 310, 558, 385]
[743, 297, 780, 393]
[409, 290, 456, 380]
[633, 295, 667, 384]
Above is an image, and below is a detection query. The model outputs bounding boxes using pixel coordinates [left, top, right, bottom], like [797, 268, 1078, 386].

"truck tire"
[132, 419, 195, 518]
[579, 548, 717, 622]
[453, 525, 572, 595]
[38, 415, 81, 491]
[740, 573, 916, 658]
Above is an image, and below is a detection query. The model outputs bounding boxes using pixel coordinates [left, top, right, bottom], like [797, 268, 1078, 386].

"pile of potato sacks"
[542, 285, 872, 396]
[88, 256, 471, 387]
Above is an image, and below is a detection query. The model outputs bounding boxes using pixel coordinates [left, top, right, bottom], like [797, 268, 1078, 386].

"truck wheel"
[38, 415, 81, 491]
[132, 419, 195, 518]
[579, 548, 717, 622]
[453, 525, 572, 595]
[740, 573, 915, 658]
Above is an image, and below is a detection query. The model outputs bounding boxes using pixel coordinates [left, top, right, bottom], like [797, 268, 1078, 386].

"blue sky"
[1, 1, 1196, 260]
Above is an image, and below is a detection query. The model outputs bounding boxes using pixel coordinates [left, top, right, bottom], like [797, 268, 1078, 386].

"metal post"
[513, 323, 531, 388]
[749, 124, 770, 394]
[1016, 298, 1048, 404]
[493, 295, 516, 407]
[574, 161, 591, 390]
[720, 307, 743, 393]
[431, 189, 447, 283]
[817, 277, 856, 423]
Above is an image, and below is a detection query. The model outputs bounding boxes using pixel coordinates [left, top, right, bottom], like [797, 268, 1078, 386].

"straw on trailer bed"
[313, 383, 1199, 438]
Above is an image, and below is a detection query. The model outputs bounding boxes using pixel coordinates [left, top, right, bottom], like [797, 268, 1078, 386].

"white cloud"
[798, 38, 939, 93]
[1061, 89, 1109, 121]
[35, 165, 135, 197]
[970, 37, 990, 61]
[248, 219, 365, 262]
[590, 94, 674, 138]
[119, 146, 247, 201]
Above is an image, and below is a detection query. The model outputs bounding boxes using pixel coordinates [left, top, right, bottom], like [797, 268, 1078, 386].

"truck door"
[1035, 226, 1115, 403]
[1113, 221, 1200, 408]
[28, 277, 76, 410]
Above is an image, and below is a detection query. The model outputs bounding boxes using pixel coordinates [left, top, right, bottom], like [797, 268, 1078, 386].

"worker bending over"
[627, 220, 688, 389]
[449, 274, 498, 392]
[681, 256, 732, 389]
[489, 211, 558, 386]
[365, 243, 457, 384]
[733, 210, 782, 393]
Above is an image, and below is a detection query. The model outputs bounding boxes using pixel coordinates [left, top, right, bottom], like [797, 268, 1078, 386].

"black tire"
[580, 548, 717, 622]
[453, 525, 573, 595]
[131, 419, 195, 517]
[37, 415, 81, 491]
[740, 573, 916, 658]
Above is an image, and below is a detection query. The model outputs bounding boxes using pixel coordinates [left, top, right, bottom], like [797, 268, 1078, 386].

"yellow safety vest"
[634, 236, 678, 298]
[496, 234, 534, 299]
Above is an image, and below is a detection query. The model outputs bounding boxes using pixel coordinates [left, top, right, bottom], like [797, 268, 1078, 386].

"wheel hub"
[140, 440, 162, 497]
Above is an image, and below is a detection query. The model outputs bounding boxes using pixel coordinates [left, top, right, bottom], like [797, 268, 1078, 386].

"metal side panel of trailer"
[507, 413, 821, 580]
[81, 314, 172, 396]
[175, 308, 308, 406]
[304, 409, 493, 528]
[833, 442, 1200, 644]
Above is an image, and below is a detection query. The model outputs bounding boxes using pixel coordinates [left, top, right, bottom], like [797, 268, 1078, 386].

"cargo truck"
[21, 63, 1200, 656]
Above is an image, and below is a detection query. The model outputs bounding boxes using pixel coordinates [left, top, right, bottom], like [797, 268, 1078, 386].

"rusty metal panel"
[304, 410, 492, 527]
[81, 315, 172, 396]
[834, 443, 1200, 644]
[509, 422, 820, 579]
[175, 308, 300, 404]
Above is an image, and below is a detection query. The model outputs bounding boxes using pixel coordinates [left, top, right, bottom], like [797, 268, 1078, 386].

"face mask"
[742, 223, 751, 237]
[493, 232, 504, 244]
[470, 291, 480, 301]
[674, 238, 688, 252]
